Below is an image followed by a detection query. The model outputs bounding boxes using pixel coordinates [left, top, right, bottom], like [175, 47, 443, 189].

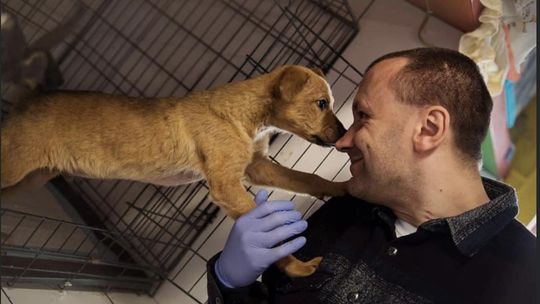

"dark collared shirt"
[207, 178, 536, 303]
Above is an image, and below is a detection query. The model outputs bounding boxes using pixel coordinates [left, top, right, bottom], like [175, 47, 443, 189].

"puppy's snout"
[336, 119, 346, 138]
[329, 117, 347, 143]
[319, 116, 347, 146]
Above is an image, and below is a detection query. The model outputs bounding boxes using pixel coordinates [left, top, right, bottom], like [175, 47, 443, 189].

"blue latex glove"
[214, 189, 308, 288]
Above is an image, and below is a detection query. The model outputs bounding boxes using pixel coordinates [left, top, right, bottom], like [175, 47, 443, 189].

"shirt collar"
[420, 177, 518, 257]
[370, 177, 518, 257]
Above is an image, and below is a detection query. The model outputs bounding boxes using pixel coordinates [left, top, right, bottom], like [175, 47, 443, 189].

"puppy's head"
[270, 65, 346, 147]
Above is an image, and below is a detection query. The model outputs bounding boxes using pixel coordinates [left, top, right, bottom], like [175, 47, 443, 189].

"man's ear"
[274, 66, 309, 101]
[412, 106, 449, 153]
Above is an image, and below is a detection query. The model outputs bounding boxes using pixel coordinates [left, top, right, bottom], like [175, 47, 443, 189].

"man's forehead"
[358, 58, 408, 91]
[355, 57, 408, 107]
[366, 57, 408, 81]
[354, 86, 371, 111]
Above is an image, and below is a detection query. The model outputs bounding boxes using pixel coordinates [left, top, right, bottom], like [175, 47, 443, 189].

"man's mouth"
[349, 154, 364, 175]
[350, 153, 364, 164]
[351, 157, 363, 163]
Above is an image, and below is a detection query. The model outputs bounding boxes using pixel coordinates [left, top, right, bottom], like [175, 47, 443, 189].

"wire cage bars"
[1, 0, 362, 299]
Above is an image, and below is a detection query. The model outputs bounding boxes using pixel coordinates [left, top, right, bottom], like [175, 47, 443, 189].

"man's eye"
[317, 99, 328, 110]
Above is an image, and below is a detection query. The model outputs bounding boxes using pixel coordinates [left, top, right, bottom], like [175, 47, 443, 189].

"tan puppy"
[1, 65, 347, 277]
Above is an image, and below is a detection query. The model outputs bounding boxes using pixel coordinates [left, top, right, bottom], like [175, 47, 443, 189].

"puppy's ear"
[274, 66, 309, 101]
[310, 67, 325, 77]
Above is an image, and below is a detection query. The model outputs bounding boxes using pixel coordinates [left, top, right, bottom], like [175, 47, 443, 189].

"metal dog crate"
[1, 0, 363, 300]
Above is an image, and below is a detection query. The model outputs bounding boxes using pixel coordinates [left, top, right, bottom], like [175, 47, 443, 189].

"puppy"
[1, 65, 347, 277]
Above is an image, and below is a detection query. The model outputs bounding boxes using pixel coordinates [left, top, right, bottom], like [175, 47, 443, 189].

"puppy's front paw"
[281, 256, 323, 278]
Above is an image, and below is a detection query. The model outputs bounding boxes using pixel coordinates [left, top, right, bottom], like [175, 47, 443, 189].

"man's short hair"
[367, 47, 493, 162]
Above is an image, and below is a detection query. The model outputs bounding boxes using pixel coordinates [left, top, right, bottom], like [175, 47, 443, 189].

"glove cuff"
[214, 256, 236, 288]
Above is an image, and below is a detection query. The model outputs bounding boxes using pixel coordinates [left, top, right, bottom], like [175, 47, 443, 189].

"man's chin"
[346, 178, 394, 208]
[345, 178, 366, 198]
[347, 176, 379, 200]
[349, 162, 363, 176]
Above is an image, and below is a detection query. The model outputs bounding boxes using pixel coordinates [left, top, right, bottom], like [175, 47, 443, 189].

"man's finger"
[260, 220, 308, 247]
[249, 200, 294, 219]
[270, 236, 307, 261]
[257, 210, 303, 232]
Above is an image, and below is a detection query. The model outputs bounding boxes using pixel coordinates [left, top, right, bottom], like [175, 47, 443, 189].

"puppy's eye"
[317, 99, 328, 110]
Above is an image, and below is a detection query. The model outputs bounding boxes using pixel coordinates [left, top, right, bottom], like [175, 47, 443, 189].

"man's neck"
[391, 160, 491, 227]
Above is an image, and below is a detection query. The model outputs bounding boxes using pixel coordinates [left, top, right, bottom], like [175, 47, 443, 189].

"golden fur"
[1, 64, 347, 277]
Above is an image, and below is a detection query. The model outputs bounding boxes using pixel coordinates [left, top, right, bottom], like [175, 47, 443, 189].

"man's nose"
[335, 127, 354, 152]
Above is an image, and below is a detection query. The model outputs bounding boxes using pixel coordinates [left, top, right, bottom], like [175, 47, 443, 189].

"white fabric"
[458, 0, 536, 96]
[395, 218, 418, 238]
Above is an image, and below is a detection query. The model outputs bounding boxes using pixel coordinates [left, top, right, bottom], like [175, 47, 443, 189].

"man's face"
[335, 58, 418, 203]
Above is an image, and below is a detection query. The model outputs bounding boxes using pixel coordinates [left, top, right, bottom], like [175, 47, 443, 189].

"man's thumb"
[254, 189, 268, 206]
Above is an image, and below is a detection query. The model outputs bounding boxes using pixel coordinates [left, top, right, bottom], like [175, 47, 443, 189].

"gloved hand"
[214, 189, 308, 288]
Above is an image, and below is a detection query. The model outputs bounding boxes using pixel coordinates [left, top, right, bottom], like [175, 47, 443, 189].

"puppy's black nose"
[336, 119, 347, 138]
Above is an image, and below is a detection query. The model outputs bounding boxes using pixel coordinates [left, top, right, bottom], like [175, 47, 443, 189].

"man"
[206, 47, 536, 303]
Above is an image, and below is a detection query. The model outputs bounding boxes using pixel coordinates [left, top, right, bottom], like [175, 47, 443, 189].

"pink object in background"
[489, 94, 515, 178]
[502, 23, 521, 83]
[406, 0, 484, 32]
